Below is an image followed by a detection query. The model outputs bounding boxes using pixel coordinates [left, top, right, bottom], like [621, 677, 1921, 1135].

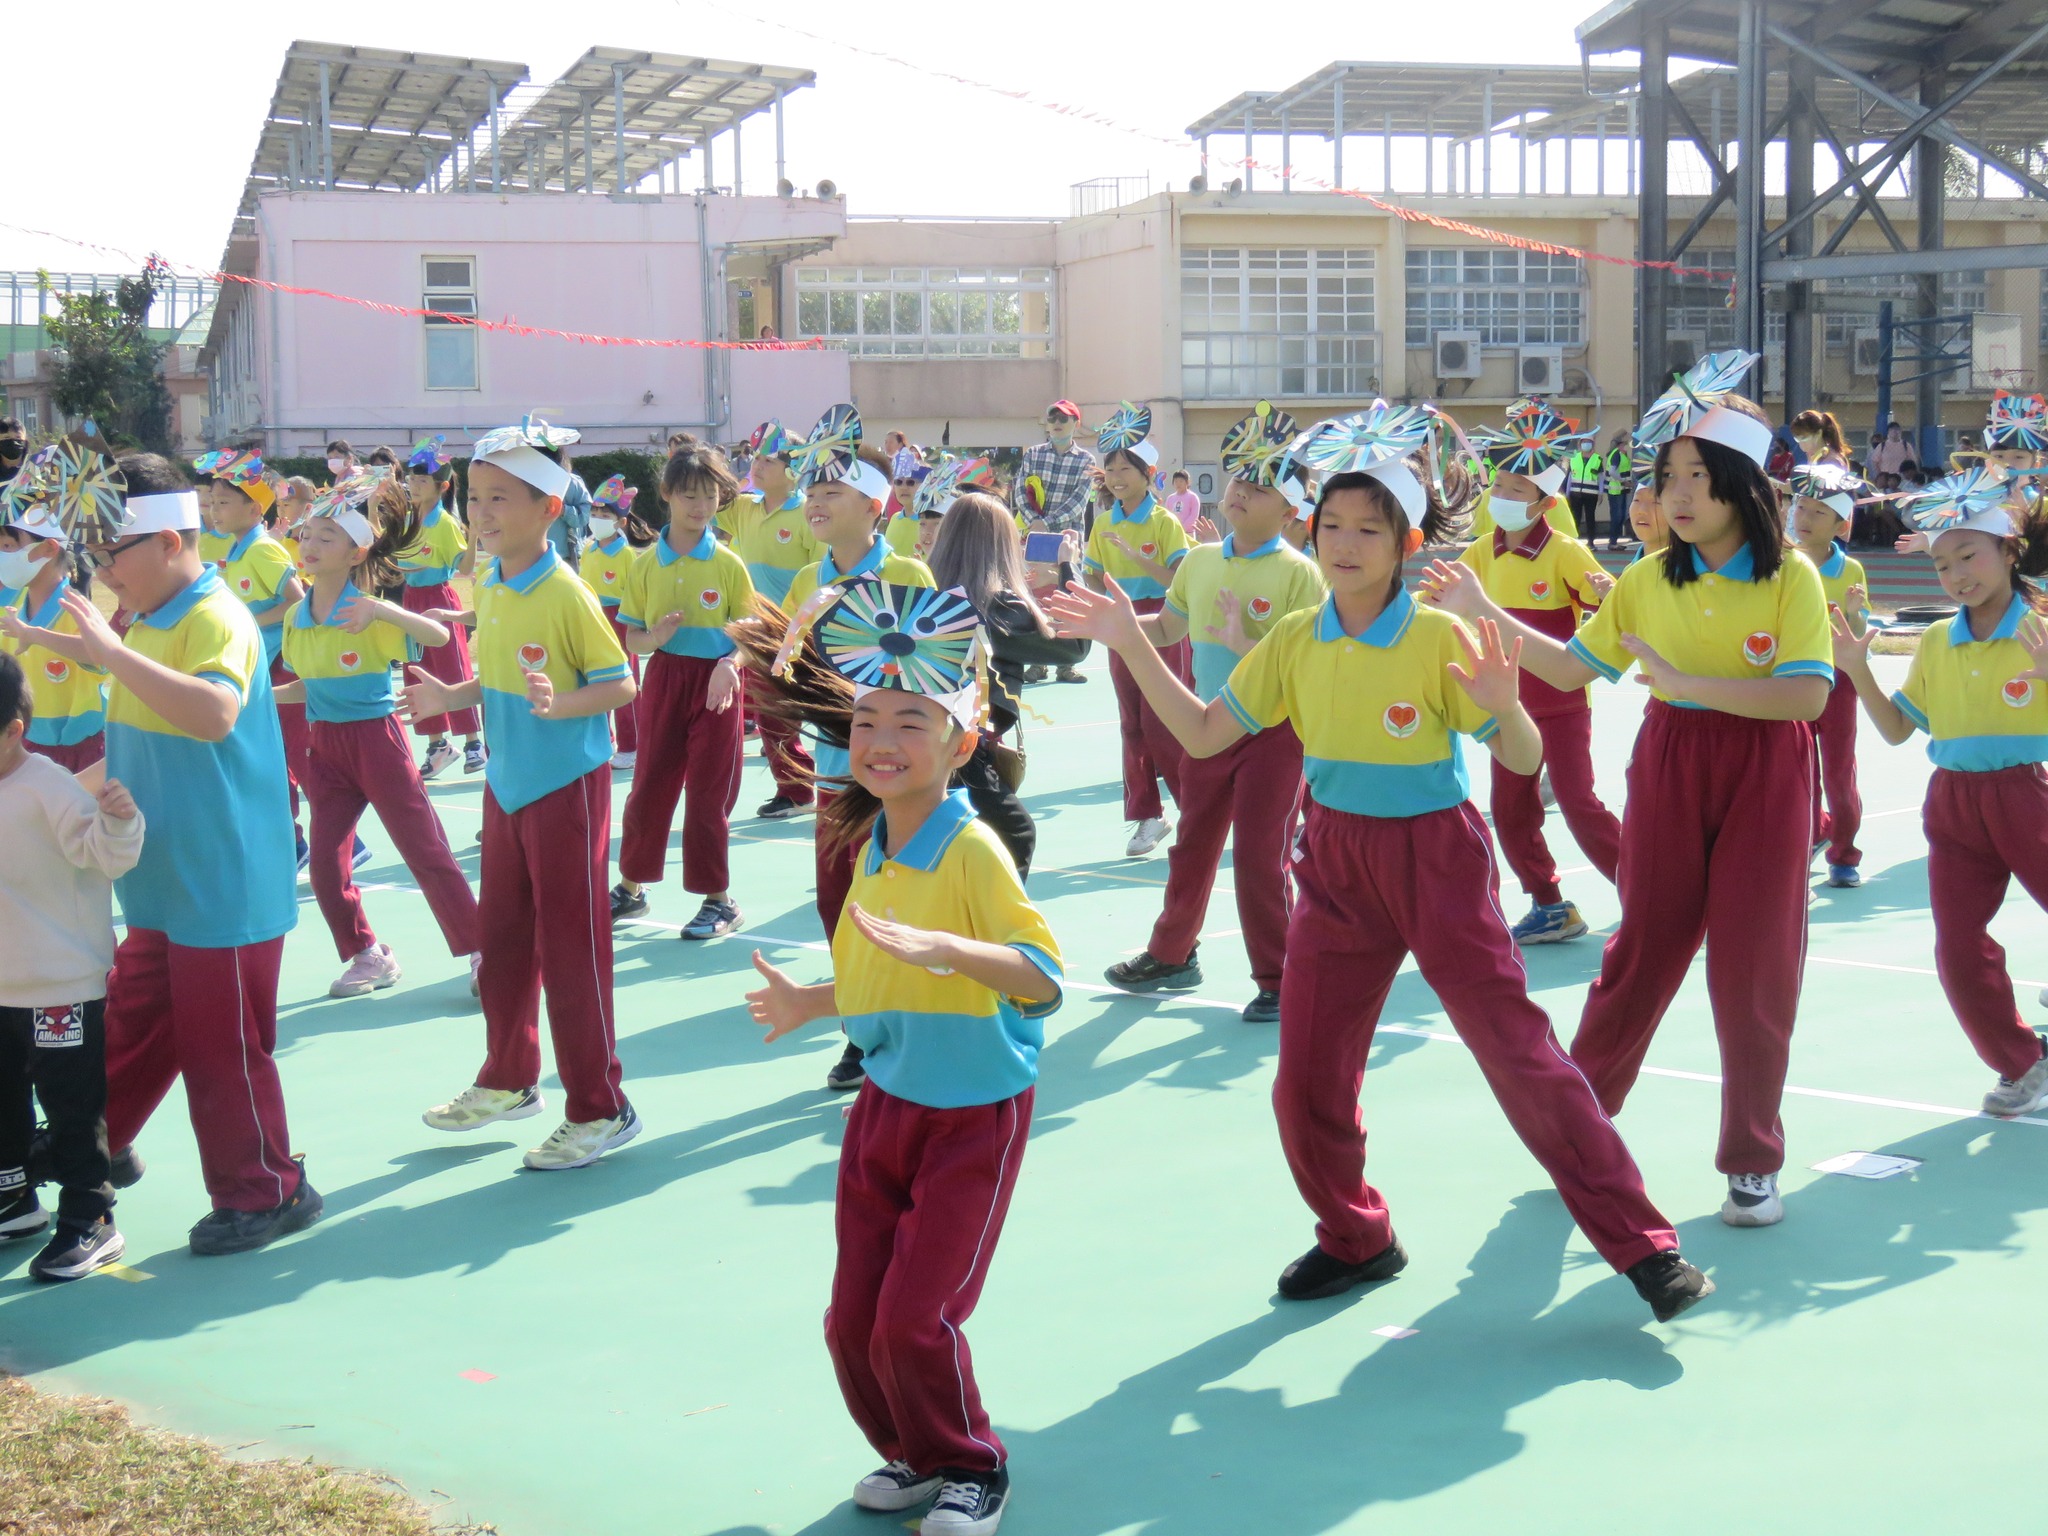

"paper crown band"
[1366, 461, 1426, 526]
[477, 444, 572, 500]
[319, 509, 375, 548]
[1530, 464, 1568, 497]
[839, 458, 890, 505]
[123, 490, 202, 533]
[1683, 405, 1774, 468]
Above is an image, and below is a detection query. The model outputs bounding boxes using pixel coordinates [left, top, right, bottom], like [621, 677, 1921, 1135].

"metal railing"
[1070, 175, 1153, 217]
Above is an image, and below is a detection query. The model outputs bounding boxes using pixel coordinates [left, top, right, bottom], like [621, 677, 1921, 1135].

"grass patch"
[0, 1373, 489, 1536]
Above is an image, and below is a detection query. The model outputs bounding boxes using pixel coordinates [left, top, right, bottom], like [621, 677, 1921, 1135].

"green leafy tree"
[40, 260, 174, 452]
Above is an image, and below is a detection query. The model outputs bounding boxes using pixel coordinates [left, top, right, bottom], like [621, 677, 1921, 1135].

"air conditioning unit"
[1664, 331, 1708, 379]
[1761, 345, 1785, 396]
[1434, 332, 1483, 379]
[1851, 331, 1885, 377]
[1516, 347, 1566, 396]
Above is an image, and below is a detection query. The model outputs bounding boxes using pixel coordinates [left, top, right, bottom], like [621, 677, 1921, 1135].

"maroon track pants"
[1490, 706, 1622, 907]
[617, 652, 743, 893]
[757, 709, 815, 804]
[402, 583, 481, 738]
[605, 610, 641, 756]
[1816, 674, 1864, 868]
[25, 735, 104, 772]
[1112, 600, 1188, 822]
[815, 787, 861, 939]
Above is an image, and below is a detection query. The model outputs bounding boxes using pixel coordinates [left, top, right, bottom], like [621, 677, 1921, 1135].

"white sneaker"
[611, 749, 638, 770]
[1721, 1172, 1784, 1227]
[2038, 984, 2048, 1009]
[467, 952, 483, 999]
[329, 943, 401, 998]
[422, 1084, 544, 1132]
[853, 1461, 943, 1512]
[1125, 816, 1171, 857]
[1983, 1031, 2048, 1116]
[420, 739, 459, 781]
[522, 1103, 642, 1170]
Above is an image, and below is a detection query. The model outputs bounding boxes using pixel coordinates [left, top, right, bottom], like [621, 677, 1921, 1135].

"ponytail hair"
[615, 508, 659, 548]
[353, 475, 426, 592]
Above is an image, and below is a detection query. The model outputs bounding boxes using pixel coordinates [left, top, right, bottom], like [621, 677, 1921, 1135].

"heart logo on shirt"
[1743, 632, 1777, 668]
[518, 643, 549, 670]
[42, 659, 68, 683]
[699, 588, 721, 610]
[338, 650, 361, 670]
[775, 526, 794, 544]
[1530, 580, 1551, 600]
[2003, 677, 2035, 708]
[603, 570, 617, 584]
[1247, 596, 1273, 620]
[237, 576, 253, 593]
[1140, 542, 1157, 557]
[1383, 701, 1421, 739]
[216, 560, 228, 571]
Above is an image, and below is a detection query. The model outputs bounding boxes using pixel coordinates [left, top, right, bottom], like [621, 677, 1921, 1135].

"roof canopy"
[1185, 62, 1643, 142]
[1577, 0, 2048, 79]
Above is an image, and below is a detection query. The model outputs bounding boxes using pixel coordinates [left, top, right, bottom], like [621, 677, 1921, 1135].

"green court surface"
[3, 652, 2045, 1536]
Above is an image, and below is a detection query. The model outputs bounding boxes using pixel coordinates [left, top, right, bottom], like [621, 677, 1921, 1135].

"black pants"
[1567, 490, 1601, 540]
[0, 1000, 113, 1225]
[954, 737, 1035, 879]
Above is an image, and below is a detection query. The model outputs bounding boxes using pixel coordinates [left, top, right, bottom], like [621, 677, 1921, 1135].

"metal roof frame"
[1185, 62, 1642, 143]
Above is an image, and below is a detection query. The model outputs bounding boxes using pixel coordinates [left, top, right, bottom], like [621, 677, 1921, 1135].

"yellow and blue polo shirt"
[1457, 519, 1607, 715]
[217, 525, 299, 661]
[1164, 532, 1325, 702]
[198, 529, 232, 566]
[473, 548, 632, 812]
[1220, 590, 1500, 819]
[1815, 542, 1870, 628]
[1083, 494, 1191, 603]
[279, 585, 411, 724]
[884, 510, 922, 559]
[617, 525, 754, 659]
[836, 789, 1063, 1109]
[786, 540, 934, 784]
[11, 585, 107, 747]
[1470, 489, 1580, 542]
[1894, 593, 2048, 771]
[578, 533, 636, 611]
[722, 490, 820, 606]
[1569, 544, 1834, 706]
[396, 503, 468, 588]
[107, 568, 296, 948]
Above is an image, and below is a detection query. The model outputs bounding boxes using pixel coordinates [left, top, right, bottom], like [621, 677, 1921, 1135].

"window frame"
[1403, 246, 1587, 349]
[421, 255, 480, 392]
[792, 266, 1055, 359]
[1180, 246, 1378, 399]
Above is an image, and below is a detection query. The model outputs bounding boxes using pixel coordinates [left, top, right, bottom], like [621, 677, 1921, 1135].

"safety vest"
[1602, 448, 1631, 495]
[1568, 451, 1603, 493]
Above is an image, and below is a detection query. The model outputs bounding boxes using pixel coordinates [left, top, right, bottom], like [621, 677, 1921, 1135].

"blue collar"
[23, 582, 66, 630]
[819, 538, 887, 585]
[296, 580, 366, 628]
[1816, 543, 1847, 579]
[1220, 532, 1284, 560]
[225, 525, 264, 564]
[656, 525, 718, 565]
[138, 566, 222, 630]
[422, 504, 446, 530]
[483, 547, 561, 595]
[1312, 588, 1414, 648]
[1689, 542, 1759, 581]
[863, 789, 978, 875]
[1109, 494, 1159, 527]
[777, 491, 805, 514]
[594, 534, 627, 556]
[1950, 592, 2029, 646]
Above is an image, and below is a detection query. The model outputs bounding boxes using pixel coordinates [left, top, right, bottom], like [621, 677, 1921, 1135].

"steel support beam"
[1732, 1, 1765, 358]
[1783, 47, 1817, 414]
[1915, 67, 1947, 460]
[614, 65, 628, 192]
[1764, 243, 2048, 282]
[1637, 20, 1669, 408]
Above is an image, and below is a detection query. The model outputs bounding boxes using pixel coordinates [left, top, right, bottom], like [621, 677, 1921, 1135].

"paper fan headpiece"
[1, 445, 67, 544]
[794, 404, 890, 504]
[814, 579, 988, 731]
[1219, 401, 1306, 493]
[1984, 392, 2048, 454]
[750, 419, 796, 459]
[912, 455, 996, 517]
[1902, 466, 2019, 545]
[305, 468, 390, 548]
[1296, 400, 1438, 525]
[1632, 349, 1767, 470]
[1471, 401, 1589, 496]
[406, 434, 453, 474]
[890, 446, 929, 484]
[592, 474, 638, 512]
[1097, 401, 1158, 468]
[1786, 462, 1867, 522]
[31, 423, 182, 541]
[192, 447, 276, 514]
[471, 413, 580, 500]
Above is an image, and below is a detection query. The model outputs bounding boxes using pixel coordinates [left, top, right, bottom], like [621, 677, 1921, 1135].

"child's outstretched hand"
[1192, 514, 1221, 544]
[1895, 530, 1930, 555]
[649, 610, 688, 648]
[1829, 605, 1876, 672]
[706, 658, 740, 714]
[96, 778, 138, 821]
[847, 902, 957, 971]
[1418, 558, 1484, 617]
[2014, 612, 2048, 682]
[1203, 588, 1250, 654]
[334, 592, 390, 634]
[1583, 568, 1617, 600]
[522, 664, 556, 717]
[1619, 633, 1686, 695]
[1445, 617, 1522, 716]
[746, 950, 814, 1043]
[1844, 582, 1868, 614]
[1044, 578, 1143, 651]
[420, 606, 474, 629]
[398, 664, 452, 724]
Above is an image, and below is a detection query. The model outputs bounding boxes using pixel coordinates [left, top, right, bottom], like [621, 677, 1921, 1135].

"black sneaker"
[188, 1159, 324, 1257]
[1104, 950, 1202, 994]
[825, 1041, 867, 1091]
[1241, 989, 1281, 1023]
[757, 794, 804, 820]
[1276, 1238, 1409, 1300]
[609, 882, 650, 923]
[1626, 1249, 1716, 1322]
[30, 1218, 125, 1282]
[1055, 666, 1084, 683]
[1021, 665, 1048, 684]
[923, 1466, 1010, 1536]
[0, 1190, 48, 1240]
[853, 1459, 943, 1512]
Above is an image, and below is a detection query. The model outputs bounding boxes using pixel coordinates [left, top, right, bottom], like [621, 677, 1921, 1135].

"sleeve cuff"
[1163, 594, 1188, 617]
[585, 664, 629, 685]
[1892, 690, 1930, 733]
[1772, 660, 1836, 682]
[196, 670, 249, 704]
[1471, 717, 1500, 744]
[1566, 634, 1624, 684]
[1082, 557, 1105, 574]
[1008, 943, 1064, 1019]
[1219, 684, 1264, 736]
[1165, 548, 1189, 567]
[616, 612, 648, 630]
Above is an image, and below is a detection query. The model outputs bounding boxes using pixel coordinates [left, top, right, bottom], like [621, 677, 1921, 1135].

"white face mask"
[1795, 435, 1820, 454]
[588, 515, 618, 542]
[1487, 489, 1539, 532]
[326, 456, 347, 475]
[0, 545, 53, 590]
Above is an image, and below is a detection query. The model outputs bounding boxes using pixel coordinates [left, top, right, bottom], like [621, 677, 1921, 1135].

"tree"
[40, 259, 174, 452]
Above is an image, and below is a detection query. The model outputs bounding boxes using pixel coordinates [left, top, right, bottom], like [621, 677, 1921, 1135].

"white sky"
[2, 0, 1605, 276]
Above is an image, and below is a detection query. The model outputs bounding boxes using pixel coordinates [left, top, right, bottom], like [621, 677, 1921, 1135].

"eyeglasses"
[77, 532, 159, 572]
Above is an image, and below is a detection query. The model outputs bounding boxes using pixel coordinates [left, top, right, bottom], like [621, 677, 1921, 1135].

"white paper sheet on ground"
[1810, 1151, 1922, 1179]
[1372, 1325, 1419, 1339]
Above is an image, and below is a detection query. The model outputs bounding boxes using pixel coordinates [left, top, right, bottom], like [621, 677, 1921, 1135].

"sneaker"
[1983, 1032, 2048, 1116]
[110, 1145, 144, 1189]
[923, 1467, 1011, 1536]
[1241, 988, 1281, 1024]
[1103, 950, 1202, 994]
[0, 1190, 48, 1240]
[1021, 665, 1048, 684]
[1721, 1172, 1784, 1227]
[1538, 771, 1557, 810]
[420, 739, 459, 781]
[329, 943, 401, 998]
[188, 1159, 323, 1256]
[2040, 985, 2048, 1009]
[1276, 1238, 1409, 1300]
[853, 1460, 944, 1513]
[467, 952, 483, 999]
[294, 830, 310, 875]
[1125, 816, 1171, 857]
[611, 749, 638, 771]
[462, 741, 488, 774]
[757, 794, 804, 820]
[1827, 863, 1862, 888]
[26, 1132, 140, 1191]
[30, 1218, 125, 1282]
[351, 835, 373, 872]
[1625, 1249, 1716, 1322]
[826, 1041, 867, 1091]
[609, 882, 650, 923]
[681, 897, 743, 940]
[1055, 665, 1085, 684]
[522, 1103, 642, 1170]
[423, 1084, 545, 1132]
[1511, 901, 1588, 945]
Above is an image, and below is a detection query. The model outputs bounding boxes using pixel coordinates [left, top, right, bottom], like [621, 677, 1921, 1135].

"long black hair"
[1655, 403, 1784, 586]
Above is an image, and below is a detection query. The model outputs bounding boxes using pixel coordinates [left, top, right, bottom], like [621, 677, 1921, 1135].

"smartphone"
[1023, 531, 1064, 563]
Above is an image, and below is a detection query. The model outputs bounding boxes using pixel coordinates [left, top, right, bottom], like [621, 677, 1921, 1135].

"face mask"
[0, 545, 53, 590]
[1487, 489, 1538, 532]
[1795, 436, 1820, 454]
[588, 516, 618, 541]
[326, 457, 347, 475]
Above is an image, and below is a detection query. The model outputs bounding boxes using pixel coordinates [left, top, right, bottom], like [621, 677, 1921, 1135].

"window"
[1405, 248, 1585, 347]
[1649, 249, 1785, 349]
[423, 257, 478, 390]
[792, 267, 1054, 358]
[1823, 268, 1985, 348]
[1180, 248, 1377, 399]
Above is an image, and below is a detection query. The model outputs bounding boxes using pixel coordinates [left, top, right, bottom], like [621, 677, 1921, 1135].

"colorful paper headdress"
[15, 423, 178, 542]
[750, 419, 795, 459]
[406, 434, 452, 474]
[471, 414, 580, 499]
[1787, 462, 1867, 521]
[1097, 401, 1158, 467]
[1901, 466, 2018, 544]
[1632, 350, 1767, 470]
[1984, 392, 2048, 453]
[1220, 401, 1306, 493]
[192, 447, 276, 514]
[891, 446, 929, 484]
[794, 404, 889, 504]
[1471, 400, 1590, 496]
[1296, 400, 1438, 524]
[814, 579, 988, 731]
[306, 468, 390, 548]
[0, 445, 66, 543]
[910, 455, 997, 518]
[592, 474, 638, 512]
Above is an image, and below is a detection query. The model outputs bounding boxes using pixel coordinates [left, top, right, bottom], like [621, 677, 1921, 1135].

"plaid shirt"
[1017, 438, 1097, 532]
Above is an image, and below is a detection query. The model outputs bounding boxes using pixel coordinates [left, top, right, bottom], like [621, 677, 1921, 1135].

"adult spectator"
[1601, 429, 1634, 549]
[1163, 470, 1203, 535]
[1791, 409, 1849, 469]
[1015, 399, 1096, 534]
[1867, 420, 1910, 481]
[548, 451, 592, 567]
[1565, 440, 1604, 539]
[0, 417, 25, 487]
[323, 439, 359, 483]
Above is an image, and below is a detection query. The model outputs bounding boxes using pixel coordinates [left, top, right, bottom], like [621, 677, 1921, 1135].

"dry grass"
[0, 1374, 489, 1536]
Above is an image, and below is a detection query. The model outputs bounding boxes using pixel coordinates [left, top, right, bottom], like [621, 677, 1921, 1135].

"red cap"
[1046, 399, 1082, 422]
